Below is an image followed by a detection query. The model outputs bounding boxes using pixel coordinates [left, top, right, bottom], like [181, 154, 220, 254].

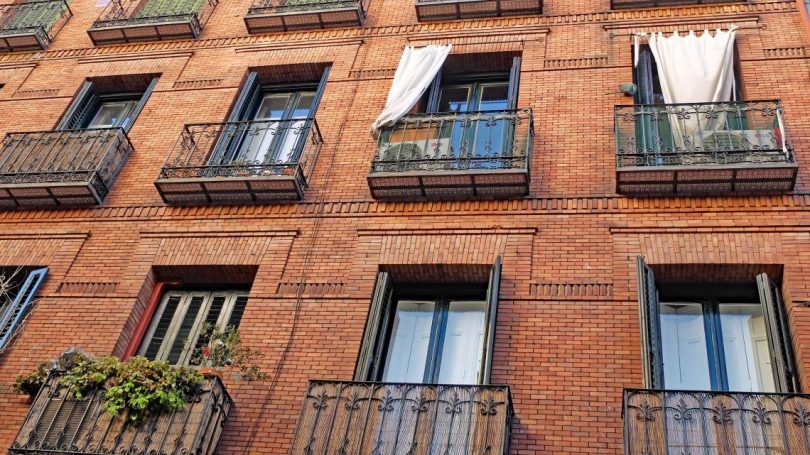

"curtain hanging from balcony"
[640, 27, 738, 150]
[370, 44, 451, 138]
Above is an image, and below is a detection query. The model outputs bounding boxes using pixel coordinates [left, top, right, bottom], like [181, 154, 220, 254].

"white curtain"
[369, 45, 452, 138]
[645, 27, 738, 150]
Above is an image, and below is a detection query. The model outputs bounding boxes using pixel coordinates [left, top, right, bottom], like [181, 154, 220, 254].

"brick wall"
[0, 0, 809, 453]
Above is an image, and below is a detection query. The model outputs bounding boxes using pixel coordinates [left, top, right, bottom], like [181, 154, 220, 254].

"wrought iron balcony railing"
[624, 389, 810, 455]
[612, 0, 744, 9]
[614, 100, 797, 196]
[245, 0, 366, 33]
[155, 118, 323, 205]
[87, 0, 218, 45]
[291, 381, 512, 455]
[9, 373, 232, 455]
[369, 109, 533, 200]
[415, 0, 541, 22]
[0, 128, 132, 209]
[0, 0, 71, 52]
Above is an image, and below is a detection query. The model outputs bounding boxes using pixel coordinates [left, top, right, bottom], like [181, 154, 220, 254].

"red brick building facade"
[0, 0, 809, 454]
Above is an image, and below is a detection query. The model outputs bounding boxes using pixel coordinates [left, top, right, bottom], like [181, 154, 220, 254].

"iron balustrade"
[88, 0, 218, 45]
[611, 0, 744, 8]
[614, 100, 798, 195]
[0, 0, 72, 52]
[0, 128, 132, 208]
[368, 109, 532, 200]
[415, 0, 542, 21]
[624, 389, 810, 455]
[290, 381, 512, 455]
[155, 118, 323, 204]
[245, 0, 366, 33]
[10, 373, 232, 455]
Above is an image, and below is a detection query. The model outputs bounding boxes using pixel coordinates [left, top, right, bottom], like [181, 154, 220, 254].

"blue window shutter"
[637, 256, 663, 389]
[507, 57, 521, 110]
[481, 256, 501, 385]
[56, 82, 99, 131]
[122, 77, 159, 133]
[209, 72, 262, 164]
[0, 267, 48, 351]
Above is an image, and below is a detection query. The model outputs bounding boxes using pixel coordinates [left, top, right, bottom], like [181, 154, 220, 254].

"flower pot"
[198, 367, 224, 380]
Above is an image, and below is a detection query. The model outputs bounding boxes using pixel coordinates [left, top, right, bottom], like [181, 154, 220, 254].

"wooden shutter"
[507, 56, 521, 110]
[0, 267, 48, 351]
[480, 256, 502, 385]
[637, 257, 663, 389]
[56, 82, 99, 131]
[121, 77, 159, 133]
[757, 273, 799, 392]
[210, 72, 263, 164]
[354, 272, 392, 381]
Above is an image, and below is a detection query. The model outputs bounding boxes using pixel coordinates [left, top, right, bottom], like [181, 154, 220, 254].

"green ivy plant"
[15, 349, 203, 424]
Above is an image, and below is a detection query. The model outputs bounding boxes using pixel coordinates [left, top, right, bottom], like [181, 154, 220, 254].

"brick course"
[0, 0, 809, 454]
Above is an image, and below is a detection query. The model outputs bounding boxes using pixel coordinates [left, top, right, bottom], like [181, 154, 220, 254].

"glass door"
[238, 90, 315, 164]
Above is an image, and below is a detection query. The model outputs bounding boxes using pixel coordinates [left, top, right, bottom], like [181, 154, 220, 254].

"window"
[56, 77, 159, 132]
[0, 267, 47, 352]
[210, 68, 329, 166]
[637, 257, 798, 393]
[138, 290, 248, 366]
[356, 259, 501, 385]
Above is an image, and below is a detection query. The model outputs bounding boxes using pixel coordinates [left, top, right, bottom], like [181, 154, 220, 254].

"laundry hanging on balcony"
[369, 44, 451, 138]
[634, 27, 738, 152]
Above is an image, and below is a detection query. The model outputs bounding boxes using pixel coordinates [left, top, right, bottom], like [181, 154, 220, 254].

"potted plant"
[192, 324, 265, 381]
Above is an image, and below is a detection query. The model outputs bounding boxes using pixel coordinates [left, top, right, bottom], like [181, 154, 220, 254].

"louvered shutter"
[0, 267, 48, 351]
[637, 257, 663, 389]
[210, 72, 263, 164]
[140, 293, 183, 360]
[121, 77, 159, 133]
[757, 273, 799, 393]
[507, 57, 521, 110]
[355, 272, 392, 381]
[56, 82, 99, 131]
[480, 256, 502, 385]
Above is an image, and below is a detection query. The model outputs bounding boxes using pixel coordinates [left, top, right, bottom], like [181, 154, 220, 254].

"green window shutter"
[637, 256, 663, 389]
[354, 272, 392, 381]
[0, 267, 48, 352]
[480, 256, 502, 385]
[121, 77, 158, 133]
[756, 273, 799, 393]
[56, 81, 99, 131]
[210, 72, 262, 164]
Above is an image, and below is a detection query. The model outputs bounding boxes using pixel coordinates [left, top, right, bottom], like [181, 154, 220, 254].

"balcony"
[9, 374, 232, 455]
[244, 0, 366, 33]
[0, 128, 132, 209]
[155, 119, 322, 205]
[624, 389, 810, 455]
[415, 0, 541, 22]
[614, 100, 797, 196]
[87, 0, 218, 46]
[368, 109, 532, 201]
[0, 1, 71, 52]
[290, 381, 512, 455]
[611, 0, 743, 9]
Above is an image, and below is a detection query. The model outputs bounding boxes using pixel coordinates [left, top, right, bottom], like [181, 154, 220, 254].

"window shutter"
[56, 82, 99, 131]
[354, 272, 392, 381]
[480, 256, 502, 385]
[308, 66, 331, 118]
[756, 273, 799, 393]
[507, 57, 521, 110]
[210, 72, 263, 164]
[121, 77, 159, 133]
[0, 267, 48, 352]
[637, 256, 663, 389]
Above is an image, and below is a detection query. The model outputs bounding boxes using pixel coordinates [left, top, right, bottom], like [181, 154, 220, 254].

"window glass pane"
[719, 304, 776, 393]
[477, 84, 509, 112]
[254, 94, 290, 120]
[87, 100, 136, 128]
[382, 300, 435, 383]
[660, 302, 712, 390]
[438, 86, 471, 113]
[291, 93, 315, 118]
[437, 301, 486, 385]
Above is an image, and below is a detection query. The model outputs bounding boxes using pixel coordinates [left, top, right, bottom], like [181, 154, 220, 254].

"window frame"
[137, 289, 248, 366]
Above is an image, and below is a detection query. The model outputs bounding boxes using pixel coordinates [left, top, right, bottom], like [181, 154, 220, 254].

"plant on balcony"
[14, 348, 203, 424]
[192, 323, 266, 381]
